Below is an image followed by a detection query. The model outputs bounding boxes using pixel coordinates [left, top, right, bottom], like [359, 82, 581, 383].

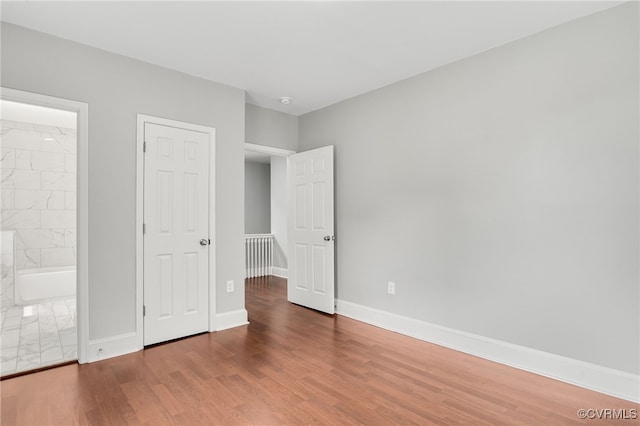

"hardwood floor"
[1, 275, 637, 425]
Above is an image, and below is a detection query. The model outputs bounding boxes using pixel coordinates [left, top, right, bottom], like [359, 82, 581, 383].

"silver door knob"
[200, 239, 208, 246]
[323, 235, 334, 241]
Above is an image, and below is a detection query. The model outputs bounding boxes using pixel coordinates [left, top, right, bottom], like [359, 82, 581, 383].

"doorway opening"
[243, 143, 293, 284]
[243, 143, 336, 316]
[0, 94, 86, 376]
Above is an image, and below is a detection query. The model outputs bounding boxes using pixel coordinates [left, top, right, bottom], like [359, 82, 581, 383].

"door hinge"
[143, 223, 146, 234]
[143, 141, 147, 153]
[143, 305, 146, 317]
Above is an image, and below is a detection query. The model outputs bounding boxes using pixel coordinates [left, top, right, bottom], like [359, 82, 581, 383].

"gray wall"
[270, 156, 288, 269]
[299, 3, 639, 374]
[245, 103, 298, 151]
[244, 103, 297, 270]
[245, 161, 271, 234]
[1, 23, 246, 340]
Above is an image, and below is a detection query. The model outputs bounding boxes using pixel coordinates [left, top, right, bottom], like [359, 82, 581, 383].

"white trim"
[336, 299, 640, 403]
[136, 114, 217, 348]
[245, 142, 295, 157]
[135, 117, 145, 351]
[216, 309, 249, 331]
[208, 127, 217, 333]
[1, 87, 89, 364]
[87, 332, 140, 363]
[271, 267, 288, 278]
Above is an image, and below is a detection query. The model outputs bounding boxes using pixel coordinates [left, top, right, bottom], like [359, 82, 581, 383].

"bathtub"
[14, 266, 76, 305]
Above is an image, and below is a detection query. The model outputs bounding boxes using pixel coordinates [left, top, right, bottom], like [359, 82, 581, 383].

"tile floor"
[0, 297, 76, 376]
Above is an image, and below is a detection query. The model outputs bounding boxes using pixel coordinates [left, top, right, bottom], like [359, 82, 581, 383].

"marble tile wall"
[1, 119, 77, 273]
[1, 231, 15, 309]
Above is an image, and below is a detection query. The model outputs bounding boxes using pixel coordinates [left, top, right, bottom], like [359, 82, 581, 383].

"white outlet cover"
[226, 280, 234, 293]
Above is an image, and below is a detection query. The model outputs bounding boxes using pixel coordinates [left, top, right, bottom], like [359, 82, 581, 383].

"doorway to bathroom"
[1, 89, 88, 377]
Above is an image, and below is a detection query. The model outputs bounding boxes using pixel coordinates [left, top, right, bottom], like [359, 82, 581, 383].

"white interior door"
[143, 123, 210, 345]
[287, 146, 335, 314]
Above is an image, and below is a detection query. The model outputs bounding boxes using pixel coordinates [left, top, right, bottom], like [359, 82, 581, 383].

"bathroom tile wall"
[1, 231, 15, 309]
[1, 119, 77, 271]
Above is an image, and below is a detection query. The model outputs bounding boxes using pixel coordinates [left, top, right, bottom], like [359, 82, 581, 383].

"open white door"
[143, 122, 210, 345]
[287, 146, 335, 314]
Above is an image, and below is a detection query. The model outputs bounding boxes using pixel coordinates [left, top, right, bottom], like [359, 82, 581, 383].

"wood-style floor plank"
[1, 275, 638, 425]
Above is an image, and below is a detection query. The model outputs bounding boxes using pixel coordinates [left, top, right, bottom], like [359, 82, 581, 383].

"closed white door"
[287, 146, 335, 314]
[143, 123, 210, 345]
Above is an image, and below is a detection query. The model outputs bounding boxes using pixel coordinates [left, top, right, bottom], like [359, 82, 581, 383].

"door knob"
[323, 235, 334, 242]
[200, 239, 209, 246]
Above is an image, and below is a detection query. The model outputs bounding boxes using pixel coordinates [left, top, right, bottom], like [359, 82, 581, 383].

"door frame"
[1, 87, 90, 363]
[245, 142, 295, 159]
[136, 114, 216, 345]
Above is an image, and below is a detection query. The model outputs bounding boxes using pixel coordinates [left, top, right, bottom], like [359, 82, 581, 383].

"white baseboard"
[336, 299, 639, 403]
[84, 309, 249, 363]
[271, 267, 288, 278]
[87, 332, 141, 363]
[216, 309, 249, 331]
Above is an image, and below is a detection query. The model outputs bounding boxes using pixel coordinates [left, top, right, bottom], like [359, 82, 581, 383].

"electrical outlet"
[226, 280, 234, 293]
[388, 281, 396, 295]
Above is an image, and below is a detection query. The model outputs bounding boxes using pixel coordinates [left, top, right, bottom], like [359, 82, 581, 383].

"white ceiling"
[1, 100, 77, 129]
[1, 1, 622, 116]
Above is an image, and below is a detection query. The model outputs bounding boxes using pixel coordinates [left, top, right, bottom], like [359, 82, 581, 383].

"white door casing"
[1, 87, 89, 363]
[287, 146, 335, 314]
[143, 123, 210, 345]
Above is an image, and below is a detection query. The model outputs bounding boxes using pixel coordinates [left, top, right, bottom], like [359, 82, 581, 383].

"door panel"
[144, 123, 209, 345]
[287, 146, 335, 314]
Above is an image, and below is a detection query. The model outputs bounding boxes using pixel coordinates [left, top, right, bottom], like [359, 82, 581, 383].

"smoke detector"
[279, 97, 292, 105]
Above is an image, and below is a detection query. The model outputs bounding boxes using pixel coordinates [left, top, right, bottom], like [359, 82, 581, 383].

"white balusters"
[245, 234, 274, 278]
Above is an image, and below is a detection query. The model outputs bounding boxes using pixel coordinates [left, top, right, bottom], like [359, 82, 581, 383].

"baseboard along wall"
[336, 299, 639, 403]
